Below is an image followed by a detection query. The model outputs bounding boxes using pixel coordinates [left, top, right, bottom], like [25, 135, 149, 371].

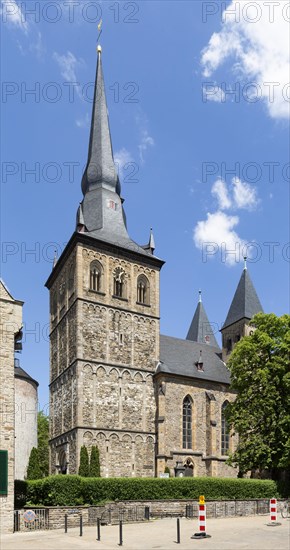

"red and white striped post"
[191, 496, 211, 539]
[267, 498, 281, 527]
[198, 501, 206, 534]
[270, 498, 277, 523]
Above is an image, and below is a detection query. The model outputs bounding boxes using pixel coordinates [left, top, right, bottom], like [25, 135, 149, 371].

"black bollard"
[64, 514, 68, 533]
[119, 520, 123, 546]
[96, 518, 101, 541]
[145, 506, 150, 520]
[80, 514, 83, 537]
[177, 517, 180, 544]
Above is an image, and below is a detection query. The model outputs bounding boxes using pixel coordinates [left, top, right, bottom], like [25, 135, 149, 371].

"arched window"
[221, 401, 230, 455]
[113, 267, 126, 298]
[137, 275, 150, 305]
[182, 395, 192, 449]
[90, 260, 102, 292]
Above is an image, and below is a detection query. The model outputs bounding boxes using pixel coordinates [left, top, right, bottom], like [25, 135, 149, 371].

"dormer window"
[195, 350, 204, 371]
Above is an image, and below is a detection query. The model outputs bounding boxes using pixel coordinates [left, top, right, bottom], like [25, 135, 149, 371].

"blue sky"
[1, 0, 289, 410]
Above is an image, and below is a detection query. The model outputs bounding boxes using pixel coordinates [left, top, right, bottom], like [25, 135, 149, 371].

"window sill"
[112, 295, 128, 302]
[89, 290, 106, 296]
[136, 301, 151, 308]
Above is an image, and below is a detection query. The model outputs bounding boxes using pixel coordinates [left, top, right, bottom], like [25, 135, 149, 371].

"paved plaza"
[1, 516, 290, 550]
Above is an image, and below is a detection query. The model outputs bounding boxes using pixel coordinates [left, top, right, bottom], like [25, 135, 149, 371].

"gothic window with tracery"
[182, 395, 193, 449]
[221, 400, 230, 455]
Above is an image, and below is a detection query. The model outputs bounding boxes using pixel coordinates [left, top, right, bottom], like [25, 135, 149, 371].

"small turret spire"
[149, 228, 155, 254]
[244, 256, 247, 270]
[186, 292, 219, 348]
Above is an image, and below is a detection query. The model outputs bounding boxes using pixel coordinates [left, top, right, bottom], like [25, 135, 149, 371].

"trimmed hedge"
[21, 476, 279, 507]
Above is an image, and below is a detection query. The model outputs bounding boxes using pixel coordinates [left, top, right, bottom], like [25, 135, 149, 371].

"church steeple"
[81, 46, 119, 196]
[186, 291, 219, 348]
[77, 46, 155, 258]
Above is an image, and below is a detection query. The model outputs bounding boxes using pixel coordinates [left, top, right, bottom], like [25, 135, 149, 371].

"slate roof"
[14, 365, 39, 387]
[158, 334, 231, 385]
[222, 268, 263, 329]
[186, 300, 219, 348]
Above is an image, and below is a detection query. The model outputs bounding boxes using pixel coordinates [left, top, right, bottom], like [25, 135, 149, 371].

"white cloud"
[138, 130, 154, 165]
[212, 178, 232, 209]
[193, 211, 246, 266]
[201, 1, 290, 119]
[1, 0, 28, 33]
[53, 51, 79, 82]
[75, 113, 90, 129]
[231, 176, 258, 210]
[212, 177, 258, 211]
[203, 84, 225, 103]
[29, 31, 44, 59]
[53, 51, 85, 100]
[193, 177, 258, 266]
[114, 148, 134, 180]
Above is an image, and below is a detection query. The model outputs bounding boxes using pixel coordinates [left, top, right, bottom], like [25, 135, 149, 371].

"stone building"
[0, 280, 23, 534]
[14, 359, 38, 480]
[46, 47, 263, 478]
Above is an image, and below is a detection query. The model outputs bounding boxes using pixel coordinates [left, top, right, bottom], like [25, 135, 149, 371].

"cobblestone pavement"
[2, 515, 290, 550]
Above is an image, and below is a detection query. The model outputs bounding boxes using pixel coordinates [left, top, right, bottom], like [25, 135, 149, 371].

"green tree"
[38, 411, 49, 477]
[78, 446, 90, 477]
[90, 446, 100, 477]
[26, 447, 42, 480]
[226, 313, 290, 479]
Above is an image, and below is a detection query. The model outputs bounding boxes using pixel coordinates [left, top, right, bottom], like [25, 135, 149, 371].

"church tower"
[46, 47, 164, 477]
[221, 260, 263, 363]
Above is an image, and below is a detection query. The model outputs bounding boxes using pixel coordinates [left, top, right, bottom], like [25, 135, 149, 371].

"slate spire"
[81, 46, 119, 196]
[222, 266, 263, 329]
[186, 291, 219, 348]
[75, 46, 162, 261]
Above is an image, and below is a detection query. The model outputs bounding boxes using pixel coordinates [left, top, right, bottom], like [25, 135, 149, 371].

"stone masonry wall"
[156, 375, 238, 478]
[0, 283, 23, 533]
[49, 241, 161, 477]
[18, 499, 272, 530]
[15, 378, 38, 480]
